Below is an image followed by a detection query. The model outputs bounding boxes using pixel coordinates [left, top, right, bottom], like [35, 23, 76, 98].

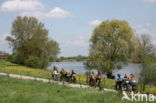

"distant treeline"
[50, 55, 88, 62]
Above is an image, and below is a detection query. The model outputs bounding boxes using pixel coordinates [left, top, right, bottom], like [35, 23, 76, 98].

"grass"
[0, 76, 154, 103]
[0, 60, 156, 95]
[0, 61, 115, 88]
[0, 61, 51, 79]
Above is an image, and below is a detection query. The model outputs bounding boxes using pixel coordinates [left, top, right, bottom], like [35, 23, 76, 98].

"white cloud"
[21, 7, 72, 18]
[143, 0, 156, 3]
[0, 0, 72, 19]
[0, 0, 44, 12]
[47, 7, 72, 18]
[89, 20, 102, 26]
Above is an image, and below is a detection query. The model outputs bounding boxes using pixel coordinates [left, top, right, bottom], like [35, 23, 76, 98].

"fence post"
[20, 72, 22, 79]
[86, 75, 88, 84]
[79, 75, 82, 88]
[7, 73, 9, 78]
[103, 77, 105, 89]
[49, 78, 51, 83]
[63, 79, 65, 86]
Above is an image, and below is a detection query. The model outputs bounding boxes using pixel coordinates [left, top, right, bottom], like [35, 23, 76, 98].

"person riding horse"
[52, 66, 59, 80]
[115, 74, 124, 91]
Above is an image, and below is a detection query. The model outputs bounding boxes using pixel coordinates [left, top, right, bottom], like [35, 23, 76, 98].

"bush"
[25, 56, 41, 68]
[7, 54, 19, 64]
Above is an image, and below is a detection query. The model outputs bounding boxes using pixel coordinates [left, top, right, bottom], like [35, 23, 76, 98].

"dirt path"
[0, 72, 116, 92]
[0, 72, 155, 99]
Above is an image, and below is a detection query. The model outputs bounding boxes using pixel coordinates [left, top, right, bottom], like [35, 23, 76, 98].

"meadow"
[0, 76, 154, 103]
[0, 60, 156, 95]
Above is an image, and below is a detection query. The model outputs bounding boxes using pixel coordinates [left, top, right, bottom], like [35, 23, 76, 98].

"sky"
[0, 0, 156, 57]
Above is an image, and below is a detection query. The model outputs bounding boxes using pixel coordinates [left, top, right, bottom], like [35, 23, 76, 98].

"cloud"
[89, 20, 102, 26]
[143, 0, 156, 3]
[21, 7, 73, 18]
[0, 0, 44, 12]
[0, 0, 72, 19]
[47, 7, 72, 18]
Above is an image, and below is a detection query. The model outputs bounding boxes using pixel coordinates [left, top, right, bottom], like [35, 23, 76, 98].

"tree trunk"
[143, 83, 146, 91]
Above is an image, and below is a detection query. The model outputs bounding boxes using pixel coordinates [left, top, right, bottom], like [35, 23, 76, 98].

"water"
[113, 63, 141, 81]
[47, 61, 88, 74]
[47, 61, 141, 80]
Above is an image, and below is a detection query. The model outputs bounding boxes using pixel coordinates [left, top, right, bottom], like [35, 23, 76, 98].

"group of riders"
[52, 66, 76, 83]
[115, 73, 137, 92]
[51, 66, 137, 92]
[88, 71, 102, 88]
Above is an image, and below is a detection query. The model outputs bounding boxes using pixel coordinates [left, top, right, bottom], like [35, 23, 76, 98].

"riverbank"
[0, 61, 156, 95]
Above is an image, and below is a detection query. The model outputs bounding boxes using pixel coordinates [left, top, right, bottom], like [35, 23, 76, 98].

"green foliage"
[7, 54, 17, 63]
[51, 56, 88, 62]
[6, 16, 60, 69]
[140, 56, 156, 85]
[132, 34, 155, 63]
[87, 20, 135, 72]
[25, 56, 41, 68]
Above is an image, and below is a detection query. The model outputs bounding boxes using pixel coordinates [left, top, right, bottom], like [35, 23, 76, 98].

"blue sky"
[0, 0, 156, 57]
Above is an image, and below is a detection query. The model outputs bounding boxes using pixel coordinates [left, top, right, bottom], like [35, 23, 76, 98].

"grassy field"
[0, 60, 156, 95]
[0, 76, 154, 103]
[0, 61, 115, 88]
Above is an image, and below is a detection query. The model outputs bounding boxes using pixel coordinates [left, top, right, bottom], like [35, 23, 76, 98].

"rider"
[123, 74, 129, 90]
[129, 74, 136, 84]
[129, 74, 137, 91]
[53, 66, 59, 80]
[95, 70, 102, 87]
[66, 70, 71, 82]
[124, 74, 129, 80]
[70, 70, 76, 82]
[115, 74, 124, 90]
[60, 68, 66, 81]
[89, 72, 96, 86]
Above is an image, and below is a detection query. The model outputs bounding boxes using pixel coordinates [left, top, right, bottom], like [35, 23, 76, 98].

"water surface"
[47, 61, 141, 80]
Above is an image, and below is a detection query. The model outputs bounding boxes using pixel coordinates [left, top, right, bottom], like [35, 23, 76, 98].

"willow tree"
[133, 34, 155, 63]
[87, 20, 135, 73]
[140, 56, 156, 91]
[6, 16, 60, 69]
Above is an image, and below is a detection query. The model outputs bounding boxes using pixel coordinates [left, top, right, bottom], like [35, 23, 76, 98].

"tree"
[140, 56, 156, 91]
[132, 34, 155, 63]
[87, 20, 135, 73]
[133, 34, 156, 90]
[6, 16, 60, 69]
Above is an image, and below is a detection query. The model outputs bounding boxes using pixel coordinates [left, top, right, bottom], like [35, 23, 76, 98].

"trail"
[0, 72, 116, 92]
[0, 72, 155, 100]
